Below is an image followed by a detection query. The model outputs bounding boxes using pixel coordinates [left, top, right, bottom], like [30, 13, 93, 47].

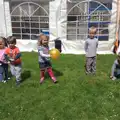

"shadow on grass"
[21, 70, 31, 82]
[53, 68, 63, 77]
[116, 74, 120, 79]
[45, 68, 63, 78]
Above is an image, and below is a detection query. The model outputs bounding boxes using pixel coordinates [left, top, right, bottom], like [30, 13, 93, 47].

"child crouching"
[110, 53, 120, 80]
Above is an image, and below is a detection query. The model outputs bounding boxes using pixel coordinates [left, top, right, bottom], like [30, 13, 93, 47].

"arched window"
[11, 2, 49, 40]
[67, 0, 112, 41]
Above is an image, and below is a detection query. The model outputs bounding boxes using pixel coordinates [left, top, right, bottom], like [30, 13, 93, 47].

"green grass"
[0, 53, 120, 120]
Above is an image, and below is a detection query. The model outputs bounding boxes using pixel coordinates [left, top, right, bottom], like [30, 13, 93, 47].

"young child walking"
[110, 53, 120, 80]
[4, 36, 22, 86]
[84, 27, 98, 75]
[0, 37, 8, 82]
[38, 34, 57, 84]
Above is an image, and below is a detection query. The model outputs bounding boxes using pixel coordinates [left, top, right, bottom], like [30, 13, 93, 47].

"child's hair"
[89, 26, 97, 34]
[7, 36, 16, 44]
[0, 37, 5, 43]
[0, 37, 5, 49]
[0, 37, 4, 41]
[37, 33, 49, 46]
[0, 37, 8, 47]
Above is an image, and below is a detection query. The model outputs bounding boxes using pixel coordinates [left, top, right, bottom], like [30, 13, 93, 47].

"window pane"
[31, 29, 39, 34]
[31, 23, 39, 28]
[12, 22, 20, 27]
[22, 28, 30, 33]
[12, 28, 21, 33]
[22, 35, 30, 39]
[12, 34, 21, 39]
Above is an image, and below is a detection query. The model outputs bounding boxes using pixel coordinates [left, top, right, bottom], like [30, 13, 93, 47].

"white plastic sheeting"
[0, 1, 12, 37]
[49, 0, 67, 40]
[16, 39, 114, 54]
[49, 0, 117, 54]
[16, 40, 55, 52]
[0, 0, 7, 36]
[0, 0, 118, 54]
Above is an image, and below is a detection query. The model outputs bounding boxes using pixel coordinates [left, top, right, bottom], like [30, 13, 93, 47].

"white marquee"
[0, 0, 119, 54]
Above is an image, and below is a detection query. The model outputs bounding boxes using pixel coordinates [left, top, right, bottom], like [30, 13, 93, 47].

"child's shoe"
[51, 77, 57, 83]
[2, 80, 7, 83]
[92, 72, 96, 76]
[85, 71, 91, 75]
[112, 77, 117, 81]
[40, 77, 44, 84]
[16, 81, 21, 86]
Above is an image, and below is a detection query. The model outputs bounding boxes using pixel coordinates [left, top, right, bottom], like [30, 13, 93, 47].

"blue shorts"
[39, 61, 51, 70]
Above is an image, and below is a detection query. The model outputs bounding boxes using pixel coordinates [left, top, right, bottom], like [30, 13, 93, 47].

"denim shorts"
[39, 61, 51, 70]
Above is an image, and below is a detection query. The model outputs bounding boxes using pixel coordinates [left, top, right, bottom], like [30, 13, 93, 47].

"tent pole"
[116, 0, 120, 40]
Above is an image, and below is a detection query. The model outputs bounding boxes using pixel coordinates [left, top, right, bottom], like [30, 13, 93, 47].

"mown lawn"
[0, 53, 120, 120]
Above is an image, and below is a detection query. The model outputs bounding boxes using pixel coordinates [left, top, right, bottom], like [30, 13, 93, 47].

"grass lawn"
[0, 52, 120, 120]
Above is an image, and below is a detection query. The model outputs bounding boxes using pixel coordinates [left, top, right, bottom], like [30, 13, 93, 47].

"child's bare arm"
[39, 51, 50, 58]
